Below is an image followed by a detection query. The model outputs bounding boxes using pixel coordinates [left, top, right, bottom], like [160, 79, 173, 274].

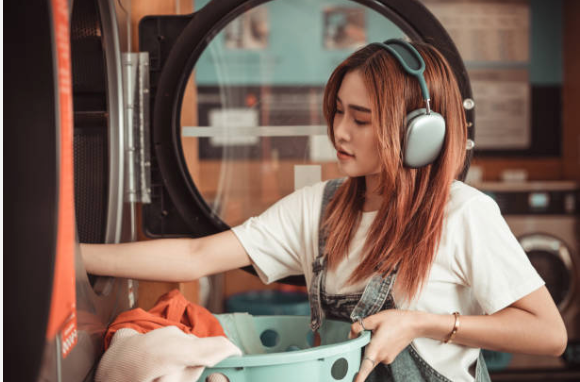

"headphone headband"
[370, 39, 430, 102]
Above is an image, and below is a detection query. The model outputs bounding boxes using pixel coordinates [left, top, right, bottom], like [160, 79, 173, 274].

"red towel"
[104, 289, 225, 350]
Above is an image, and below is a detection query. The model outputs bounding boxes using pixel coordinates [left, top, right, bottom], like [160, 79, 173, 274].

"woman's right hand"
[81, 230, 251, 282]
[350, 310, 427, 382]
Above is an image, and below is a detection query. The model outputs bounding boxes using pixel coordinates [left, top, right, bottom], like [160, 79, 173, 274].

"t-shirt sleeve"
[230, 184, 319, 284]
[454, 194, 545, 314]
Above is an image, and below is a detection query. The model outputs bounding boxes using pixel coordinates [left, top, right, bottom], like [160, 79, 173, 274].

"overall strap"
[350, 271, 397, 322]
[309, 178, 345, 332]
[317, 178, 345, 260]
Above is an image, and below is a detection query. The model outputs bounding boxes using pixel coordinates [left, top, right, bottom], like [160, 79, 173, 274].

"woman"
[82, 40, 567, 381]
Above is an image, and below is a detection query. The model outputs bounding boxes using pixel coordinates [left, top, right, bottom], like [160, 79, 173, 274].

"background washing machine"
[478, 181, 580, 377]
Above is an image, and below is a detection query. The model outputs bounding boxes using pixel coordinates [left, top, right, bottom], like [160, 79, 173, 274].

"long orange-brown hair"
[322, 41, 467, 301]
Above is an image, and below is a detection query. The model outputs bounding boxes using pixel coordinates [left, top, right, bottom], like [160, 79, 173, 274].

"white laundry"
[95, 326, 242, 382]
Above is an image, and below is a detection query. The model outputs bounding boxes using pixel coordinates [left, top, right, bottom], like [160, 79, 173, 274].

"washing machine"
[7, 0, 135, 381]
[136, 0, 475, 288]
[6, 0, 476, 381]
[478, 181, 580, 376]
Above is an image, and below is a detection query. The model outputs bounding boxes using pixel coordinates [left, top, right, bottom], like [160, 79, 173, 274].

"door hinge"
[122, 52, 151, 204]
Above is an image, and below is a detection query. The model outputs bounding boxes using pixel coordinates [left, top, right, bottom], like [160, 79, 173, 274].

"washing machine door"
[519, 233, 577, 313]
[6, 0, 135, 381]
[139, 0, 474, 285]
[54, 0, 137, 381]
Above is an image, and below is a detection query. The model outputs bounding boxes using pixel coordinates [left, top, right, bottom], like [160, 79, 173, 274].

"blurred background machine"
[478, 181, 580, 379]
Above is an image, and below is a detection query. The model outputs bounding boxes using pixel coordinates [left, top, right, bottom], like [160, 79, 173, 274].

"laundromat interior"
[5, 0, 580, 381]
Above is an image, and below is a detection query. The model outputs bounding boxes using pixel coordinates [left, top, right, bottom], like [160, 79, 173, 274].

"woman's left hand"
[350, 310, 420, 382]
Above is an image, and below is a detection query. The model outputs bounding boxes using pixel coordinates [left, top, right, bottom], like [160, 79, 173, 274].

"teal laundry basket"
[199, 315, 371, 382]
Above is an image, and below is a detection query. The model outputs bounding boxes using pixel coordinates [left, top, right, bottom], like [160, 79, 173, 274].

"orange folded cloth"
[104, 289, 225, 350]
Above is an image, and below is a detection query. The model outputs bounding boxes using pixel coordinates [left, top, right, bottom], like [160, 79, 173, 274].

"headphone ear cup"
[403, 109, 446, 168]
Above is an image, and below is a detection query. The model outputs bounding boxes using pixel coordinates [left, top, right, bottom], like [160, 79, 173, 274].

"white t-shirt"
[232, 180, 544, 381]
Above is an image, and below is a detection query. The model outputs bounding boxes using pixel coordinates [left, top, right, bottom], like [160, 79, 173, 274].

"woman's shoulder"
[281, 179, 332, 207]
[296, 179, 332, 196]
[447, 180, 499, 215]
[294, 178, 345, 197]
[245, 180, 331, 228]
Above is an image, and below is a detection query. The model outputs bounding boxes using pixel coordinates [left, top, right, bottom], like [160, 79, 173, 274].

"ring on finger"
[357, 317, 367, 331]
[363, 356, 377, 367]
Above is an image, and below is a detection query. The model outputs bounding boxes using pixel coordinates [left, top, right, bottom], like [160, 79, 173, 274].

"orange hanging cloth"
[104, 289, 225, 350]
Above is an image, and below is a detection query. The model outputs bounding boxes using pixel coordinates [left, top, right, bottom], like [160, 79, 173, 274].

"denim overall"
[308, 179, 491, 381]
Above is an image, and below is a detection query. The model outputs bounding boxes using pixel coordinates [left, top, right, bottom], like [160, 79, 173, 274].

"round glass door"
[519, 233, 576, 312]
[180, 0, 406, 227]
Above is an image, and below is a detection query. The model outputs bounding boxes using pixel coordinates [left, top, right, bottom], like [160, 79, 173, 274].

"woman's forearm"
[416, 309, 565, 356]
[414, 288, 567, 356]
[81, 230, 252, 282]
[81, 239, 201, 282]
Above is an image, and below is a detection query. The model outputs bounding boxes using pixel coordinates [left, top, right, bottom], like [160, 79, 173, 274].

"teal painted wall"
[194, 0, 404, 85]
[530, 0, 562, 84]
[193, 0, 562, 85]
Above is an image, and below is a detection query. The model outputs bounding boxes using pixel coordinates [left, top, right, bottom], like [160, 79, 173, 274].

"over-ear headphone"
[370, 39, 446, 168]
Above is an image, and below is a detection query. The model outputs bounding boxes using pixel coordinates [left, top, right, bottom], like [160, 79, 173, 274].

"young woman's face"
[333, 70, 381, 178]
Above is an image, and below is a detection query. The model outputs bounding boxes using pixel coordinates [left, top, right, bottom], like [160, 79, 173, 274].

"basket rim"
[212, 316, 371, 368]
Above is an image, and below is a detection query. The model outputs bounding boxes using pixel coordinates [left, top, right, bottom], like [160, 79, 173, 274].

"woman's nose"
[334, 116, 351, 142]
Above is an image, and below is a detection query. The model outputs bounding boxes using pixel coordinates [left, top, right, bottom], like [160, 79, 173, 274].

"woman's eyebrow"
[336, 97, 371, 113]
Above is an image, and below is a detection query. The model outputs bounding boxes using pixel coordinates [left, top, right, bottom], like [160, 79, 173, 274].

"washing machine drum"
[520, 234, 576, 311]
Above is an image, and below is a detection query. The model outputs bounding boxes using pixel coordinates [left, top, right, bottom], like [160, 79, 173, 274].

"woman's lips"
[337, 150, 355, 160]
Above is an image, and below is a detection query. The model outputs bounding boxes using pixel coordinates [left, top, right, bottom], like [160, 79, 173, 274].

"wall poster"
[469, 69, 530, 149]
[422, 0, 532, 150]
[422, 0, 530, 62]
